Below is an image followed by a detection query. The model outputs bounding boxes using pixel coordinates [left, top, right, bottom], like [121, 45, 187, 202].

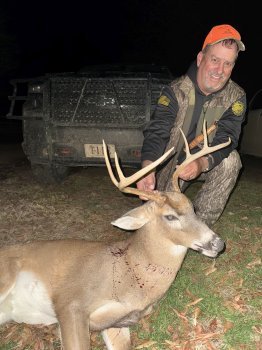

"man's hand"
[136, 160, 156, 200]
[178, 156, 208, 181]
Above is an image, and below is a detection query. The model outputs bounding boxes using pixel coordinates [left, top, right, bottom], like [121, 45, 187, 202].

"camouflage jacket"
[141, 61, 246, 190]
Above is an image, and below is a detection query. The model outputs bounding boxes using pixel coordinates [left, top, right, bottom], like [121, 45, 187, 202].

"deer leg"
[57, 303, 90, 350]
[102, 327, 131, 350]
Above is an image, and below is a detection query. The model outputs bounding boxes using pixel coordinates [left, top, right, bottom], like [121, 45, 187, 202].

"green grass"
[0, 344, 16, 350]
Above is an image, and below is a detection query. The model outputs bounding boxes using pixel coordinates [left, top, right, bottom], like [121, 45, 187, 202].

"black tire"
[31, 163, 70, 184]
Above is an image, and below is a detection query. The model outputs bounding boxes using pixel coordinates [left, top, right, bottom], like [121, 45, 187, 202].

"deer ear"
[111, 216, 149, 230]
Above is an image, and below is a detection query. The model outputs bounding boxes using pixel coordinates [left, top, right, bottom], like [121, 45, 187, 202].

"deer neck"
[127, 228, 188, 274]
[108, 233, 187, 302]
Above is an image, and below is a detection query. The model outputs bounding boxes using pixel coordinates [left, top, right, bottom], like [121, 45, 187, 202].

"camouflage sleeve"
[208, 94, 247, 169]
[141, 85, 179, 162]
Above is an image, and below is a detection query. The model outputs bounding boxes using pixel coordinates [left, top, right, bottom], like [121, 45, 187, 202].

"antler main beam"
[103, 141, 174, 203]
[172, 120, 231, 192]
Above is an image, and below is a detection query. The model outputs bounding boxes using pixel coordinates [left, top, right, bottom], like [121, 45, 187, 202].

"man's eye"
[224, 62, 234, 68]
[164, 215, 178, 221]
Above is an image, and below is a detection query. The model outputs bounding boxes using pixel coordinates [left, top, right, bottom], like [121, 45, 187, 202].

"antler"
[103, 140, 174, 203]
[172, 120, 231, 192]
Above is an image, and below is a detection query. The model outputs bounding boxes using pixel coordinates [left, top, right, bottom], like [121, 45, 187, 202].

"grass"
[0, 156, 261, 349]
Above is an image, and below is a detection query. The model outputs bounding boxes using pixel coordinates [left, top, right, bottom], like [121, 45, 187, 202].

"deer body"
[0, 191, 224, 349]
[0, 124, 229, 349]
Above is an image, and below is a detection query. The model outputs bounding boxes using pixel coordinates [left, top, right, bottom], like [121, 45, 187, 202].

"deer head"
[103, 120, 231, 257]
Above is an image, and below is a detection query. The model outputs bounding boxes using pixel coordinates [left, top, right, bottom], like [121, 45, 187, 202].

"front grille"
[50, 77, 168, 127]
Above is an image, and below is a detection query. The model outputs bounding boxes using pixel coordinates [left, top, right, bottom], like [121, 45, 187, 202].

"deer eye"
[164, 215, 178, 221]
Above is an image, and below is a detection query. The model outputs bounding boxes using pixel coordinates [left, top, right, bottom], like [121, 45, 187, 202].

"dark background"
[0, 0, 260, 117]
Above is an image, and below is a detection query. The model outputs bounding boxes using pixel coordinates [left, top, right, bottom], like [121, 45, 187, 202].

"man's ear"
[197, 51, 203, 67]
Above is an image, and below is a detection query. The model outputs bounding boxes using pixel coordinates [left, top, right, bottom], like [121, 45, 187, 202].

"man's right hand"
[136, 160, 156, 200]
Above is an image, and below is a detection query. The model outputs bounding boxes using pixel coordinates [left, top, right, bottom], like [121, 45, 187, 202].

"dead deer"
[0, 122, 230, 350]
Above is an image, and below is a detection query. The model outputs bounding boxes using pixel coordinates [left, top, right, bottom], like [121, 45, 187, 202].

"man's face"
[196, 41, 238, 95]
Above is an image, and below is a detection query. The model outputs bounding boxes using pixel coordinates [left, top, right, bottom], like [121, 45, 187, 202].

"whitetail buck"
[0, 122, 230, 350]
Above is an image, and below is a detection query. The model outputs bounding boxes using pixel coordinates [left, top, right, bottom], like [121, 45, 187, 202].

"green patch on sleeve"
[158, 95, 170, 106]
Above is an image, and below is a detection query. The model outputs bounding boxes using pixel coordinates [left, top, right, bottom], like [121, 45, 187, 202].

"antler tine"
[172, 120, 231, 192]
[114, 148, 126, 187]
[103, 140, 174, 202]
[181, 126, 190, 158]
[103, 140, 134, 189]
[203, 119, 209, 148]
[102, 140, 119, 187]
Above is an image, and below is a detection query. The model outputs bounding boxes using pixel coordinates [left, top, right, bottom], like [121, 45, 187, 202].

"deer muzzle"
[192, 235, 225, 258]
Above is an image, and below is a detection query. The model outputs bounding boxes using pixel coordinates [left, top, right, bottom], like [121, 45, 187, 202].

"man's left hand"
[178, 157, 208, 181]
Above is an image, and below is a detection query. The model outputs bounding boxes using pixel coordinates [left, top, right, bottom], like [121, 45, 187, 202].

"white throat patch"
[170, 245, 187, 256]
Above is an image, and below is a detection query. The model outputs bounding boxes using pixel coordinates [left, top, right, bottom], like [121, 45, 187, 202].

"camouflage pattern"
[156, 74, 245, 192]
[178, 150, 242, 226]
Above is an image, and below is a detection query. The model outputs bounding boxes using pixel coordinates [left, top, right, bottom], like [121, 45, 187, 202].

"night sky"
[1, 0, 261, 114]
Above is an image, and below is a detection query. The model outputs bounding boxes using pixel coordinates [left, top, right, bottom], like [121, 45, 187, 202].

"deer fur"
[0, 191, 224, 349]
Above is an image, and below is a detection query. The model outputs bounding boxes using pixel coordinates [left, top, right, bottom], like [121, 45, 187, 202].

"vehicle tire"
[31, 163, 70, 184]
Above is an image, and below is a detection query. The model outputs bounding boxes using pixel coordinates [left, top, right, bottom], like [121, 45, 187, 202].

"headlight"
[28, 83, 44, 93]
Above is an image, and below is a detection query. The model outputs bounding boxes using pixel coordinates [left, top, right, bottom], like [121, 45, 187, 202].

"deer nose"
[211, 237, 225, 253]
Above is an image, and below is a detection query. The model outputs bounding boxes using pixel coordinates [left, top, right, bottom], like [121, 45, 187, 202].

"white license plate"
[84, 143, 115, 158]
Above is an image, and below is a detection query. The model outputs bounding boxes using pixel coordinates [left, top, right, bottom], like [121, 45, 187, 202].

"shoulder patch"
[158, 95, 170, 107]
[232, 101, 244, 116]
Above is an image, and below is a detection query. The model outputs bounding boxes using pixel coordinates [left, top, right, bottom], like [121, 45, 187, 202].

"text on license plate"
[84, 143, 115, 158]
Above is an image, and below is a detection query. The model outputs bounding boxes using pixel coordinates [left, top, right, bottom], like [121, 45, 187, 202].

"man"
[137, 24, 246, 226]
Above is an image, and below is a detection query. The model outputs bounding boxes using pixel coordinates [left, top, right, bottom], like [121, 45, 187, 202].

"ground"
[0, 143, 145, 246]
